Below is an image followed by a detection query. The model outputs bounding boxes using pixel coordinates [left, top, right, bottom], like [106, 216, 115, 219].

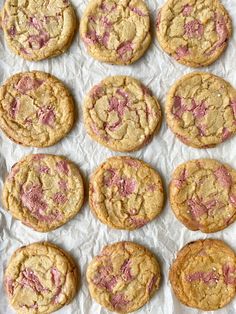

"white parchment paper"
[0, 1, 236, 313]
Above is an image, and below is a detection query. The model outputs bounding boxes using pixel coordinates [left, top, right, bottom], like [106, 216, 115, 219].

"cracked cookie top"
[170, 159, 236, 233]
[156, 0, 232, 67]
[87, 241, 160, 313]
[3, 154, 84, 232]
[0, 71, 75, 147]
[165, 72, 236, 148]
[4, 242, 78, 314]
[83, 76, 162, 152]
[89, 156, 164, 230]
[80, 0, 151, 65]
[169, 239, 236, 310]
[1, 0, 76, 61]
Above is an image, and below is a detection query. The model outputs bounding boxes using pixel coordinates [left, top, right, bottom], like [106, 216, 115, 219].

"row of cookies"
[4, 238, 236, 313]
[3, 154, 236, 234]
[0, 0, 232, 67]
[1, 71, 236, 150]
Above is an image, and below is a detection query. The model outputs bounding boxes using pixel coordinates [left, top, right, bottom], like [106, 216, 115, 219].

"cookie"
[3, 154, 84, 232]
[156, 0, 232, 67]
[80, 0, 151, 65]
[170, 159, 236, 233]
[83, 76, 162, 152]
[4, 242, 78, 313]
[1, 0, 76, 61]
[0, 71, 75, 147]
[169, 239, 236, 310]
[89, 156, 164, 230]
[87, 241, 160, 313]
[165, 72, 236, 148]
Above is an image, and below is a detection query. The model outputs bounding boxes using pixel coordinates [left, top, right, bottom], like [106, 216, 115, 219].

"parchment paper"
[0, 1, 236, 313]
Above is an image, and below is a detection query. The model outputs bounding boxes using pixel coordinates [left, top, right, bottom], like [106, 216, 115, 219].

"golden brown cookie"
[156, 0, 232, 67]
[165, 72, 236, 148]
[0, 71, 75, 147]
[169, 239, 236, 310]
[1, 0, 77, 61]
[80, 0, 151, 65]
[83, 76, 162, 152]
[4, 242, 78, 314]
[3, 154, 84, 232]
[89, 156, 164, 230]
[170, 159, 236, 233]
[87, 241, 161, 313]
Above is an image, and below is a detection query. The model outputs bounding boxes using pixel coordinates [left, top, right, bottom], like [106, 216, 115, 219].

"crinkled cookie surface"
[87, 241, 160, 313]
[89, 156, 164, 230]
[156, 0, 232, 67]
[165, 72, 236, 148]
[3, 154, 84, 232]
[80, 0, 151, 65]
[169, 239, 236, 310]
[4, 242, 78, 314]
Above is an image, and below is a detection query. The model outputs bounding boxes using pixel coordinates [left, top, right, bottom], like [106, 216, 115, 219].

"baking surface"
[0, 0, 236, 313]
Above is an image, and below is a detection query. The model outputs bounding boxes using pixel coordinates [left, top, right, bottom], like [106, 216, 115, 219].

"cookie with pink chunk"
[87, 241, 161, 313]
[0, 71, 75, 147]
[1, 0, 76, 61]
[169, 239, 236, 310]
[3, 154, 84, 232]
[166, 72, 236, 148]
[156, 0, 232, 67]
[80, 0, 151, 65]
[170, 159, 236, 233]
[83, 76, 162, 152]
[89, 156, 164, 230]
[4, 242, 78, 313]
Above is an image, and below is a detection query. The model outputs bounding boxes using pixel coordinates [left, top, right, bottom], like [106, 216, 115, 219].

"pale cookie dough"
[87, 241, 161, 313]
[4, 242, 78, 314]
[165, 72, 236, 148]
[89, 156, 164, 230]
[1, 0, 77, 61]
[156, 0, 232, 67]
[80, 0, 151, 65]
[0, 71, 75, 147]
[3, 154, 84, 232]
[169, 239, 236, 311]
[170, 159, 236, 233]
[83, 76, 162, 152]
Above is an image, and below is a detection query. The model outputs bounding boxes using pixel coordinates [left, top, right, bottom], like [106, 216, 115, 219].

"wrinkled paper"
[0, 0, 236, 313]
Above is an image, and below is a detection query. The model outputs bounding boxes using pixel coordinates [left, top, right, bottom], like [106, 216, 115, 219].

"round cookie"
[89, 156, 164, 230]
[1, 0, 76, 61]
[83, 76, 162, 152]
[169, 239, 236, 310]
[156, 0, 232, 67]
[80, 0, 151, 65]
[87, 241, 161, 313]
[4, 242, 78, 313]
[3, 154, 84, 232]
[0, 71, 75, 147]
[165, 72, 236, 148]
[170, 159, 236, 233]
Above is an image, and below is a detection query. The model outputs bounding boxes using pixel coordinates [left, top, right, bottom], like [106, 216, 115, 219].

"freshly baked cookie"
[87, 241, 161, 313]
[169, 239, 236, 310]
[80, 0, 151, 65]
[89, 156, 164, 230]
[156, 0, 232, 67]
[170, 159, 236, 233]
[165, 72, 236, 148]
[3, 154, 84, 232]
[83, 76, 162, 152]
[1, 0, 76, 61]
[4, 242, 78, 313]
[0, 71, 75, 147]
